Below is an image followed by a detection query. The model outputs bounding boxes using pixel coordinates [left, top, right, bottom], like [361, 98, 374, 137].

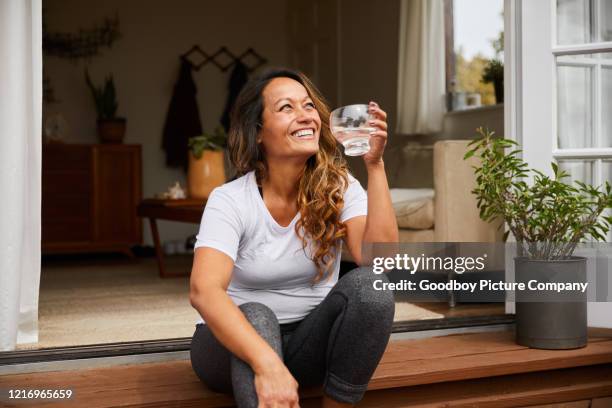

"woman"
[189, 67, 398, 408]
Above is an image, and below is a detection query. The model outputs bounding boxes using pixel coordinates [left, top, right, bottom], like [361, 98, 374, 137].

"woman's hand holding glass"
[362, 101, 388, 166]
[329, 101, 388, 164]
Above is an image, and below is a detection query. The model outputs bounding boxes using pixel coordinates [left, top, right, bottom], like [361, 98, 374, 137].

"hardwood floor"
[2, 328, 611, 407]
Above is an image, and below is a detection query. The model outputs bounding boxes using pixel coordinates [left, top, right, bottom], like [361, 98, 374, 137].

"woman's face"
[258, 77, 321, 161]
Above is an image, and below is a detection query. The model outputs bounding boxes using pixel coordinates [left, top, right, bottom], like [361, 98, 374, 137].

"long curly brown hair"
[228, 68, 350, 284]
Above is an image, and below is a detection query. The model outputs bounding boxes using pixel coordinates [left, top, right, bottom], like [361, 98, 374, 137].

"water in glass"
[330, 104, 374, 156]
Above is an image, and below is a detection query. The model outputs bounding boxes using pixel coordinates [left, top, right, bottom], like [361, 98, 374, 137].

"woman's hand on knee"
[254, 361, 300, 408]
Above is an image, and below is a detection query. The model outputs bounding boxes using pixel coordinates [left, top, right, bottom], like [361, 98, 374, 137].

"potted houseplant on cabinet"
[85, 70, 126, 143]
[481, 59, 504, 104]
[187, 126, 227, 200]
[465, 128, 612, 349]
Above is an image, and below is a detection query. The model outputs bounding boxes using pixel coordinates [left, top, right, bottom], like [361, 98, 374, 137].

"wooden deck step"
[1, 328, 611, 407]
[343, 365, 612, 408]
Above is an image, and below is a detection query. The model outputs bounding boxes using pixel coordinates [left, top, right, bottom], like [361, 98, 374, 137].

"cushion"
[387, 143, 434, 188]
[390, 188, 435, 230]
[398, 228, 434, 242]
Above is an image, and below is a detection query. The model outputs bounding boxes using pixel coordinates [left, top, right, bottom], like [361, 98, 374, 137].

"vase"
[493, 79, 504, 104]
[188, 150, 226, 200]
[514, 256, 587, 350]
[97, 118, 126, 144]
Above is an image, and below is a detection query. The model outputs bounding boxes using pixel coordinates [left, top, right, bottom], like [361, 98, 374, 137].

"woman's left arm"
[344, 102, 398, 264]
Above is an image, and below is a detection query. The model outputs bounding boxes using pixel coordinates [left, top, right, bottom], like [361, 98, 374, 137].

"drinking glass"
[329, 104, 375, 156]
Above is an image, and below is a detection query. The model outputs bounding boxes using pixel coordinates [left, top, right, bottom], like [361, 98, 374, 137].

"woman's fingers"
[255, 374, 299, 408]
[369, 128, 388, 142]
[368, 118, 387, 131]
[368, 133, 388, 150]
[362, 102, 389, 165]
[259, 395, 294, 408]
[368, 101, 387, 121]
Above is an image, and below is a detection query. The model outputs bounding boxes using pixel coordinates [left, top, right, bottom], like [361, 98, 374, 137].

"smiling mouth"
[291, 128, 316, 139]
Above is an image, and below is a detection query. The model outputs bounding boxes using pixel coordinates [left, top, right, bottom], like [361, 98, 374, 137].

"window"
[554, 2, 612, 241]
[553, 1, 612, 203]
[445, 0, 504, 110]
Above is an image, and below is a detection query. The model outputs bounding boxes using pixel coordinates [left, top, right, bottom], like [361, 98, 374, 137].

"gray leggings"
[190, 267, 395, 406]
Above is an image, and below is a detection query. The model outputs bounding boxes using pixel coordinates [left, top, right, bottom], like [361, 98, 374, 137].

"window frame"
[444, 0, 456, 111]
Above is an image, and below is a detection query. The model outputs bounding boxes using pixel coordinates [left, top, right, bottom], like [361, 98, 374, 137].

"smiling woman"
[188, 67, 398, 407]
[259, 77, 321, 158]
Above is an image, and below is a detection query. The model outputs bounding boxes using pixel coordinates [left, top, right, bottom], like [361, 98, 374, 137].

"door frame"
[504, 0, 612, 326]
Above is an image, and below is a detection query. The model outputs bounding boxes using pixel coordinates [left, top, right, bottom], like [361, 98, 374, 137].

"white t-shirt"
[194, 170, 368, 324]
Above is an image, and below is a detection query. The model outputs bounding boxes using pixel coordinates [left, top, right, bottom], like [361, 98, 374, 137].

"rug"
[18, 257, 443, 350]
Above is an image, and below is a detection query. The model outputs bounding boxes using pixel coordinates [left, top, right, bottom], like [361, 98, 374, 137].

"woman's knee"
[338, 267, 395, 321]
[238, 302, 281, 337]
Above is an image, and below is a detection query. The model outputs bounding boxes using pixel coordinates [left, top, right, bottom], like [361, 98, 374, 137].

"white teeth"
[292, 129, 314, 138]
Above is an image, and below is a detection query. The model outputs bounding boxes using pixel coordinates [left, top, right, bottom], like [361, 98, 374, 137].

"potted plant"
[187, 126, 227, 199]
[85, 70, 126, 143]
[481, 59, 504, 104]
[465, 128, 612, 349]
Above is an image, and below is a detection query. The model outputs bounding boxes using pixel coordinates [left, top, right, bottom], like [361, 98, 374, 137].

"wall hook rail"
[180, 45, 267, 73]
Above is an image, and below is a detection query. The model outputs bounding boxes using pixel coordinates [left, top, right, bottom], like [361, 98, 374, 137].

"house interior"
[31, 0, 507, 351]
[4, 1, 612, 407]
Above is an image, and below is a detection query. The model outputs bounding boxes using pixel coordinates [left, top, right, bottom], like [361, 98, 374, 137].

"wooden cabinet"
[42, 144, 142, 255]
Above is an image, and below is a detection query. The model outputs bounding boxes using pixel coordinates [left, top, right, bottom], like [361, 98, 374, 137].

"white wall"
[337, 0, 401, 184]
[43, 0, 288, 246]
[338, 0, 400, 127]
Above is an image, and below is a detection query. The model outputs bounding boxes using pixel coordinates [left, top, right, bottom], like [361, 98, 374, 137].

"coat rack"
[180, 45, 267, 73]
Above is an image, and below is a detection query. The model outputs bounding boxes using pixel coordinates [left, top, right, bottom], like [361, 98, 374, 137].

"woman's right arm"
[190, 247, 300, 407]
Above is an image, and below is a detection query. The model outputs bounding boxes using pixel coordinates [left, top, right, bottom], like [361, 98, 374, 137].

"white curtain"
[0, 0, 42, 351]
[396, 0, 446, 135]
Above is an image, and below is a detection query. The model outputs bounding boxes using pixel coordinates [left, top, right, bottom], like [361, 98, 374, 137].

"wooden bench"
[2, 328, 612, 407]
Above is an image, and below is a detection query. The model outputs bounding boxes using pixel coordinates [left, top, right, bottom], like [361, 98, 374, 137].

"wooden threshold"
[0, 328, 611, 407]
[0, 315, 514, 366]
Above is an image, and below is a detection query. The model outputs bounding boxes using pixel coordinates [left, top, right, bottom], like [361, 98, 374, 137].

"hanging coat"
[220, 61, 249, 132]
[162, 59, 203, 170]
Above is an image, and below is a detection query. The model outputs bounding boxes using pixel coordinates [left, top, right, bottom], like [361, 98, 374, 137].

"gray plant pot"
[515, 256, 587, 350]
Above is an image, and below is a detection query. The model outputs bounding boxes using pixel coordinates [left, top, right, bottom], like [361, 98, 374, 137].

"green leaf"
[84, 70, 119, 120]
[464, 150, 475, 160]
[188, 126, 228, 155]
[465, 127, 612, 257]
